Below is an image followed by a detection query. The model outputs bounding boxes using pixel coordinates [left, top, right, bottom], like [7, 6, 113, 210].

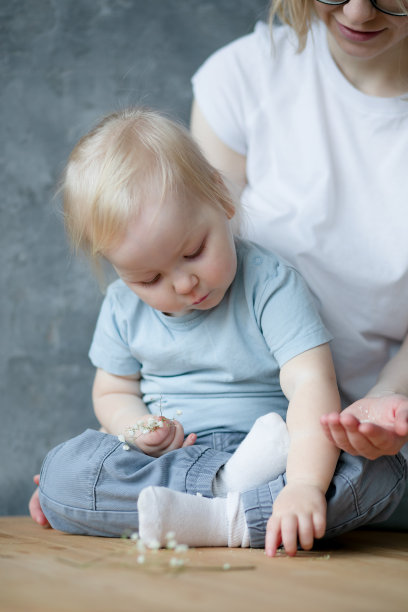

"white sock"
[137, 486, 249, 548]
[213, 412, 289, 496]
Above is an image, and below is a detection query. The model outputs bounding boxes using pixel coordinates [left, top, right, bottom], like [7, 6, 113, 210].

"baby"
[38, 107, 341, 556]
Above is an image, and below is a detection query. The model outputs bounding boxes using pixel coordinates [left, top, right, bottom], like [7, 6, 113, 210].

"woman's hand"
[265, 482, 327, 557]
[321, 394, 408, 459]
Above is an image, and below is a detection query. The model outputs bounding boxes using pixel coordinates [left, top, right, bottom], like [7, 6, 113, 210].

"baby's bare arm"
[266, 344, 341, 556]
[93, 368, 148, 433]
[93, 369, 196, 456]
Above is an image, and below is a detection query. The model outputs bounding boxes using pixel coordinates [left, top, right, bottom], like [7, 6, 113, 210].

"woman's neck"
[327, 31, 408, 97]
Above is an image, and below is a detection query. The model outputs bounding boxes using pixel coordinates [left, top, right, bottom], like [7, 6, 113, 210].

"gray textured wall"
[1, 0, 268, 515]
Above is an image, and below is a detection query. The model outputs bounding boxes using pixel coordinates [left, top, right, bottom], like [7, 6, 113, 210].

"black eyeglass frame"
[315, 0, 408, 17]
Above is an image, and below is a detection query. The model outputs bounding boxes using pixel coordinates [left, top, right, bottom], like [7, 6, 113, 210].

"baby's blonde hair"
[61, 107, 234, 259]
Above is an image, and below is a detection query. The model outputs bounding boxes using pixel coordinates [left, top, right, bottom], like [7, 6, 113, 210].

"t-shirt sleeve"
[192, 24, 269, 156]
[88, 284, 141, 376]
[256, 262, 333, 368]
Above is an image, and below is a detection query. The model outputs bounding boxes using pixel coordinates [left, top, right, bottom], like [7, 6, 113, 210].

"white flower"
[117, 434, 125, 442]
[130, 532, 139, 540]
[169, 557, 185, 568]
[147, 538, 160, 550]
[174, 544, 189, 553]
[122, 444, 130, 451]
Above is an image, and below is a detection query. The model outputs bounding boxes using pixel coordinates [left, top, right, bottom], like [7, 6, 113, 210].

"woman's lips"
[336, 21, 386, 42]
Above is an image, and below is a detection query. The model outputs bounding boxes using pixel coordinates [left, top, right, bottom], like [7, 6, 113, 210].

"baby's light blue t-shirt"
[89, 239, 332, 435]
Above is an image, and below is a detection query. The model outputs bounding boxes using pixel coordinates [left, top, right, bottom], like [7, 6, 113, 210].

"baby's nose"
[173, 272, 199, 295]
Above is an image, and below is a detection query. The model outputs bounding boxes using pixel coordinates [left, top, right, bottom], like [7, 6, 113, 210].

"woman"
[191, 0, 408, 467]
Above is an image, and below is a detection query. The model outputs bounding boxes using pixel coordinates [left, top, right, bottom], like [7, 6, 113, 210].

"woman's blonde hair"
[61, 107, 234, 259]
[268, 0, 316, 51]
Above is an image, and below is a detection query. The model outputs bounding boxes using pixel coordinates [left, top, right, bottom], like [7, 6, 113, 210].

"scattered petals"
[174, 544, 189, 553]
[147, 539, 160, 550]
[169, 557, 185, 568]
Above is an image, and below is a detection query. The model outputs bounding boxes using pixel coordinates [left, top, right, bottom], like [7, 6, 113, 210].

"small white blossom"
[136, 540, 146, 553]
[174, 544, 189, 553]
[117, 434, 125, 442]
[169, 557, 185, 568]
[130, 532, 139, 540]
[147, 538, 160, 550]
[122, 444, 130, 451]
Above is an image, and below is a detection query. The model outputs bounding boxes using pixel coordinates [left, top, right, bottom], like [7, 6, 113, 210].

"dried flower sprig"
[117, 405, 183, 451]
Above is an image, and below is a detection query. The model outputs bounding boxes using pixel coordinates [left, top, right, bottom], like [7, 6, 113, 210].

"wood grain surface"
[1, 518, 407, 612]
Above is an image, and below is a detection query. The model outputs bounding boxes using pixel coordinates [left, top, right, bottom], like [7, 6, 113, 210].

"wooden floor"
[1, 517, 407, 612]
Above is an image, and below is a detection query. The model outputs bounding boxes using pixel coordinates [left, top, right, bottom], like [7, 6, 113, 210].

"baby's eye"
[184, 240, 206, 260]
[140, 274, 161, 286]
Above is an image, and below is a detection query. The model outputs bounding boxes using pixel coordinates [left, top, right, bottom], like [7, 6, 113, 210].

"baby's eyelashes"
[139, 274, 161, 286]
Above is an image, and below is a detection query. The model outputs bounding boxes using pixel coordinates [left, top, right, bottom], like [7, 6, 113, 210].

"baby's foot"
[137, 486, 249, 548]
[213, 412, 289, 495]
[126, 416, 190, 457]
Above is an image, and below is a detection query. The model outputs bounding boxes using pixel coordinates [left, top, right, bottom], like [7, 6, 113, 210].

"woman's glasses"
[315, 0, 408, 17]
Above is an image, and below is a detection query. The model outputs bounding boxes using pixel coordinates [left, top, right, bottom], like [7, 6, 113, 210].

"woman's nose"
[341, 0, 377, 23]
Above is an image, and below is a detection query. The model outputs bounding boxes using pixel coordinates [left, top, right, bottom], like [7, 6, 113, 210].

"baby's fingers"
[280, 515, 299, 557]
[265, 515, 282, 558]
[298, 511, 325, 551]
[182, 433, 197, 447]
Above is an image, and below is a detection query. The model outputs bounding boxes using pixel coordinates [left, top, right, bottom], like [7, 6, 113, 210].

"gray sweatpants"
[38, 429, 407, 546]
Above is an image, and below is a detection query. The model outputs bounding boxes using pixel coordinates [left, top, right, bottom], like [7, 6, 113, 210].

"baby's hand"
[265, 482, 327, 557]
[125, 415, 196, 457]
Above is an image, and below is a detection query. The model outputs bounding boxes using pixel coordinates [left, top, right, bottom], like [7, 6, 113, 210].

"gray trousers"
[38, 429, 407, 547]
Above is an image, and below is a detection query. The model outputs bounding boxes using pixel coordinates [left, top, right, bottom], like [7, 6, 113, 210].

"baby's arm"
[265, 344, 341, 557]
[93, 368, 196, 456]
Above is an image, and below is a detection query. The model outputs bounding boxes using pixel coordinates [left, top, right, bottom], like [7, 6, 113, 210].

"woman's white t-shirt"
[192, 20, 408, 407]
